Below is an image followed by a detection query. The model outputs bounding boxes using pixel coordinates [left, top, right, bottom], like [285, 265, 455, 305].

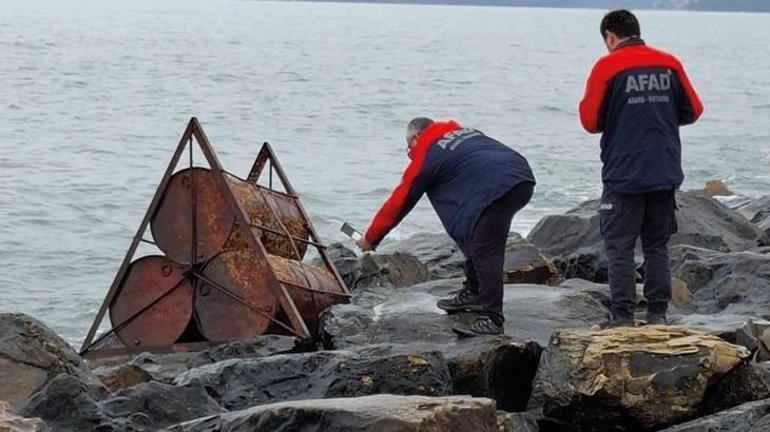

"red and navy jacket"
[364, 120, 535, 253]
[579, 39, 704, 194]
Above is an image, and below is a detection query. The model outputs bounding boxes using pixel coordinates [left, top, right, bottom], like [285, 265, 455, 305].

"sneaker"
[452, 316, 504, 337]
[436, 288, 484, 314]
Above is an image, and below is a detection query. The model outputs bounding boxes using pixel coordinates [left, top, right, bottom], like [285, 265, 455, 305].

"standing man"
[579, 10, 703, 327]
[356, 118, 535, 337]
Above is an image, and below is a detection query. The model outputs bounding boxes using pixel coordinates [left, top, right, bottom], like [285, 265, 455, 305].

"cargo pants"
[599, 188, 678, 320]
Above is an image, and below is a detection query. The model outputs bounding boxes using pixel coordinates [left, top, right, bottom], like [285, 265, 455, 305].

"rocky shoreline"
[1, 184, 769, 431]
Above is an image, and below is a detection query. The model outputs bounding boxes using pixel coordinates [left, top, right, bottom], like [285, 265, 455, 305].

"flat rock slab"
[320, 278, 609, 349]
[536, 326, 750, 431]
[167, 394, 499, 432]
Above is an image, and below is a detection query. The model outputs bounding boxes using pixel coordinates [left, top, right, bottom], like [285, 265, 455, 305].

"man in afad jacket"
[356, 118, 536, 337]
[579, 10, 703, 327]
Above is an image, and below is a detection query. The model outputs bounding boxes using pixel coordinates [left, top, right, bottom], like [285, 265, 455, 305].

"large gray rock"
[669, 245, 770, 317]
[355, 338, 543, 412]
[700, 361, 770, 415]
[0, 313, 102, 408]
[536, 326, 751, 431]
[21, 375, 115, 432]
[720, 194, 770, 238]
[379, 233, 465, 279]
[313, 243, 430, 289]
[660, 398, 770, 432]
[99, 382, 224, 430]
[167, 394, 499, 432]
[379, 233, 560, 285]
[527, 191, 768, 282]
[173, 350, 452, 411]
[21, 374, 223, 432]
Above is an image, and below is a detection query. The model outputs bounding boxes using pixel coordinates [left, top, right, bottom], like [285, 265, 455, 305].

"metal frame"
[80, 118, 347, 359]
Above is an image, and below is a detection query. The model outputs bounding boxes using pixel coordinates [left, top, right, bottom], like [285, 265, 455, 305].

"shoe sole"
[452, 326, 503, 338]
[436, 303, 485, 314]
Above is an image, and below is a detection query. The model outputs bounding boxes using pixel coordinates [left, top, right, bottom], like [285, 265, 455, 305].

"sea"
[1, 0, 768, 346]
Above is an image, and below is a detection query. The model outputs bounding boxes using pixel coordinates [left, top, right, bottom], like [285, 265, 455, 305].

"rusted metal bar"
[80, 119, 196, 355]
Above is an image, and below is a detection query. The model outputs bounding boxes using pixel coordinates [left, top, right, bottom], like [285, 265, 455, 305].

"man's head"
[600, 9, 640, 52]
[405, 117, 433, 158]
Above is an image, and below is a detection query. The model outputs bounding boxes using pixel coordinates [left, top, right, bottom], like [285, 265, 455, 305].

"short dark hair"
[600, 9, 640, 39]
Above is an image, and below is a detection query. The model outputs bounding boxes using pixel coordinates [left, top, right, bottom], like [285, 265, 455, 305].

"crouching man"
[357, 118, 535, 337]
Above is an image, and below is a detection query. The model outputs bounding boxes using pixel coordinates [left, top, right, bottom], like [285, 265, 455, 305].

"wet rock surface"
[0, 313, 102, 408]
[167, 394, 499, 432]
[319, 278, 609, 348]
[536, 326, 751, 431]
[173, 350, 452, 411]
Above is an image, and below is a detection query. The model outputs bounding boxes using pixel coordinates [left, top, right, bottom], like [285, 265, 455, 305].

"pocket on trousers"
[599, 200, 620, 237]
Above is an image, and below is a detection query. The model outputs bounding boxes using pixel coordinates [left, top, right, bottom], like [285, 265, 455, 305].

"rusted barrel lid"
[110, 256, 194, 348]
[151, 168, 234, 264]
[196, 249, 278, 342]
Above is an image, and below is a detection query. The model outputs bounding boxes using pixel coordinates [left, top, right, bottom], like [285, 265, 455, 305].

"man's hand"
[356, 237, 374, 252]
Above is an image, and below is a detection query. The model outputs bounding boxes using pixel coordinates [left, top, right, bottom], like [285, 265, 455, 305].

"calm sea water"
[1, 0, 769, 345]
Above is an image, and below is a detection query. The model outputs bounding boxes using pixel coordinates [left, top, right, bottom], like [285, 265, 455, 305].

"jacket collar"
[615, 38, 646, 51]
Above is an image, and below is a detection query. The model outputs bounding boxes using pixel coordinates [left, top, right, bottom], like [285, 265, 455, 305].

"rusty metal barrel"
[152, 168, 311, 264]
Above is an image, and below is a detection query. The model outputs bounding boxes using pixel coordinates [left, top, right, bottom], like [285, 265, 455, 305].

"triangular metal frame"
[80, 118, 344, 358]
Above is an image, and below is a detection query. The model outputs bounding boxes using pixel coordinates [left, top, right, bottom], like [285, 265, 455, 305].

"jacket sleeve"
[579, 59, 610, 134]
[364, 156, 431, 247]
[672, 60, 704, 125]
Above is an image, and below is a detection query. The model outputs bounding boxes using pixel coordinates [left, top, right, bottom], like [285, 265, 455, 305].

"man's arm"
[673, 60, 704, 125]
[579, 60, 610, 134]
[363, 156, 431, 249]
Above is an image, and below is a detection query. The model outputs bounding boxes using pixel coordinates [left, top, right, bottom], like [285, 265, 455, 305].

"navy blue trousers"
[464, 182, 535, 325]
[600, 188, 678, 320]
